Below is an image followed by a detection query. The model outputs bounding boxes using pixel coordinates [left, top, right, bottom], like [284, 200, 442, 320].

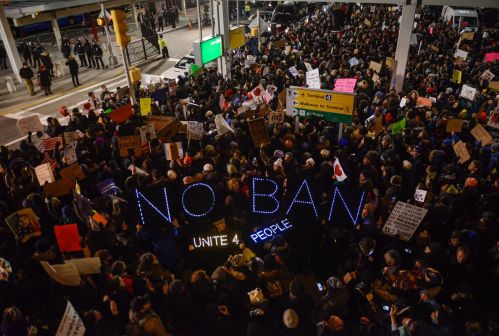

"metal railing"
[124, 38, 160, 65]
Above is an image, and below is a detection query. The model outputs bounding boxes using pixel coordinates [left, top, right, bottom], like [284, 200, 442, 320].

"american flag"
[42, 152, 58, 170]
[40, 136, 63, 153]
[262, 90, 273, 104]
[219, 95, 227, 111]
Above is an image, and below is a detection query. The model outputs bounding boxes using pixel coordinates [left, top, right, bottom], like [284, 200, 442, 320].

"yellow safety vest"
[245, 4, 250, 12]
[158, 38, 167, 49]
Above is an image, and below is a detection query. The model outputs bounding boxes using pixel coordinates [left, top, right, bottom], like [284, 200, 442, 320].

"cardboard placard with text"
[34, 163, 55, 186]
[369, 61, 382, 73]
[470, 124, 493, 146]
[248, 118, 270, 147]
[446, 119, 463, 133]
[54, 224, 82, 253]
[118, 135, 142, 157]
[60, 163, 85, 182]
[16, 115, 44, 136]
[453, 140, 471, 163]
[382, 201, 428, 241]
[44, 179, 75, 197]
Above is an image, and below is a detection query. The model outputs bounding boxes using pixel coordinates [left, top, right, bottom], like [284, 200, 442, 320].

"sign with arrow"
[285, 86, 355, 123]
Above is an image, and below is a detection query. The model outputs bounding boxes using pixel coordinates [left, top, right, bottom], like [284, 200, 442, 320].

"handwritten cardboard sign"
[446, 119, 463, 133]
[460, 84, 476, 101]
[41, 262, 81, 286]
[187, 121, 205, 141]
[60, 163, 85, 182]
[140, 97, 152, 116]
[470, 124, 493, 146]
[453, 140, 471, 163]
[369, 61, 382, 73]
[306, 68, 320, 89]
[118, 135, 142, 157]
[34, 163, 55, 186]
[163, 142, 183, 161]
[248, 118, 270, 147]
[56, 301, 85, 335]
[16, 115, 44, 136]
[382, 201, 428, 241]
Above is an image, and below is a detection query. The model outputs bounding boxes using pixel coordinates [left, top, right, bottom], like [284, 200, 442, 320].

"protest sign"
[399, 97, 407, 108]
[470, 124, 493, 146]
[369, 61, 382, 73]
[63, 144, 78, 165]
[149, 116, 181, 141]
[489, 81, 499, 92]
[417, 97, 432, 107]
[140, 124, 156, 144]
[65, 257, 102, 275]
[248, 118, 270, 147]
[460, 84, 476, 100]
[363, 18, 371, 27]
[91, 211, 108, 226]
[288, 66, 299, 77]
[454, 49, 468, 60]
[484, 52, 499, 62]
[270, 39, 286, 49]
[481, 70, 495, 81]
[304, 62, 313, 72]
[284, 45, 291, 55]
[5, 208, 41, 243]
[118, 135, 142, 157]
[16, 115, 44, 136]
[109, 104, 133, 123]
[461, 31, 474, 41]
[391, 118, 406, 135]
[41, 262, 81, 287]
[187, 121, 205, 140]
[414, 189, 427, 203]
[487, 110, 499, 129]
[385, 57, 394, 69]
[382, 201, 428, 241]
[306, 68, 321, 89]
[430, 44, 439, 52]
[44, 179, 75, 197]
[54, 224, 82, 253]
[446, 119, 463, 133]
[63, 132, 76, 145]
[60, 163, 85, 182]
[164, 142, 183, 161]
[453, 140, 471, 163]
[348, 57, 359, 67]
[452, 70, 462, 84]
[139, 97, 152, 116]
[257, 103, 268, 117]
[34, 163, 55, 186]
[215, 114, 234, 135]
[128, 164, 149, 177]
[334, 78, 357, 93]
[56, 301, 85, 336]
[269, 110, 285, 124]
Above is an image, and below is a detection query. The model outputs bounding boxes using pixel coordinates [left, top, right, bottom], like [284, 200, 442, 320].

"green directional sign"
[201, 35, 223, 64]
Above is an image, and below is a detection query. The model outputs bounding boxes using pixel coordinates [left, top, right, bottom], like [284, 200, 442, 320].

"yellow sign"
[140, 97, 152, 116]
[286, 87, 355, 123]
[229, 26, 245, 50]
[452, 70, 462, 84]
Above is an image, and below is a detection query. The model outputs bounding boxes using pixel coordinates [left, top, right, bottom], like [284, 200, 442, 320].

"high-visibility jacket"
[245, 4, 250, 12]
[158, 38, 167, 49]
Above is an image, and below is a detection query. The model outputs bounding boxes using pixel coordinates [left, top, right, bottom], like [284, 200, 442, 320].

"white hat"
[283, 309, 299, 329]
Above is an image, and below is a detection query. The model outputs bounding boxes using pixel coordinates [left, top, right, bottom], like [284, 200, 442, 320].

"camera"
[382, 305, 390, 311]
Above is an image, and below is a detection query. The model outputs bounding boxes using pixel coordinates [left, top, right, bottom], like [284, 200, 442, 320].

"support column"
[393, 3, 416, 92]
[131, 0, 140, 28]
[213, 0, 229, 77]
[0, 4, 22, 83]
[182, 0, 187, 17]
[51, 12, 62, 49]
[101, 3, 117, 65]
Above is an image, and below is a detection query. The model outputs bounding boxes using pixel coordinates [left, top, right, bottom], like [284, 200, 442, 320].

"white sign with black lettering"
[460, 85, 476, 101]
[187, 121, 205, 140]
[382, 201, 428, 241]
[306, 68, 321, 89]
[414, 189, 427, 203]
[56, 301, 85, 336]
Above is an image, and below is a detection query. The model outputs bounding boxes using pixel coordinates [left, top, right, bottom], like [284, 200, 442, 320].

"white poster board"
[56, 301, 85, 336]
[454, 49, 468, 60]
[34, 163, 55, 186]
[306, 68, 321, 89]
[187, 121, 205, 140]
[215, 114, 234, 135]
[140, 124, 157, 143]
[382, 201, 428, 241]
[414, 189, 427, 203]
[460, 85, 476, 100]
[288, 66, 299, 77]
[63, 144, 78, 165]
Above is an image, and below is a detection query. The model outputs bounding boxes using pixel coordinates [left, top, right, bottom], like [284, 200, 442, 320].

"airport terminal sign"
[285, 86, 355, 123]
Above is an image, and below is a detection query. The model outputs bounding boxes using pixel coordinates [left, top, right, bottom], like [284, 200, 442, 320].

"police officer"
[20, 42, 33, 67]
[92, 40, 105, 70]
[157, 14, 164, 32]
[74, 39, 88, 67]
[40, 50, 54, 77]
[245, 2, 251, 19]
[158, 34, 169, 59]
[61, 38, 71, 59]
[84, 39, 95, 68]
[32, 43, 44, 68]
[65, 55, 80, 87]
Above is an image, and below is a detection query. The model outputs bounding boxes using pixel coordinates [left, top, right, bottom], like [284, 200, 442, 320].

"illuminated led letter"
[252, 177, 280, 214]
[328, 187, 365, 225]
[182, 182, 215, 217]
[135, 188, 172, 225]
[286, 179, 318, 219]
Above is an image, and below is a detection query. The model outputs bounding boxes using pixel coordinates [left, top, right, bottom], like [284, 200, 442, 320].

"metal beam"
[225, 0, 499, 8]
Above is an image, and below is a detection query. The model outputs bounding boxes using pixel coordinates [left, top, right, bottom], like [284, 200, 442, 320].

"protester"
[19, 62, 35, 96]
[66, 55, 80, 87]
[37, 64, 52, 95]
[0, 4, 498, 336]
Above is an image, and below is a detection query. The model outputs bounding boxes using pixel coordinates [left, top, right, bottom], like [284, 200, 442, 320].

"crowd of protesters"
[1, 3, 499, 336]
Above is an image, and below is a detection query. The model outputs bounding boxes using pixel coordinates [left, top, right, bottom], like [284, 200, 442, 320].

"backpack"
[265, 278, 284, 298]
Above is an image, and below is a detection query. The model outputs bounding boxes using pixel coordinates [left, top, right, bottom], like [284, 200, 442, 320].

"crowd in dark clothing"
[1, 4, 499, 336]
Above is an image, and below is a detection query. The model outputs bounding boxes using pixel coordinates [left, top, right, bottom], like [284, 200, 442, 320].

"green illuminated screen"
[201, 35, 223, 64]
